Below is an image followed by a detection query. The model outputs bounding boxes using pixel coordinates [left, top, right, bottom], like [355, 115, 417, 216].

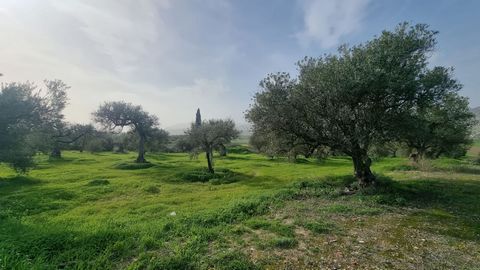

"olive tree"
[186, 119, 239, 173]
[402, 92, 476, 158]
[0, 82, 43, 172]
[246, 23, 469, 186]
[0, 80, 84, 171]
[93, 101, 159, 163]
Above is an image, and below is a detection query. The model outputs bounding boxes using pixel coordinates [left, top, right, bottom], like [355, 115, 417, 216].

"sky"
[1, 0, 479, 131]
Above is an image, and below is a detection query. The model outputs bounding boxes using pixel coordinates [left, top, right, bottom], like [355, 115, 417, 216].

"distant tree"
[93, 101, 159, 163]
[186, 119, 239, 173]
[195, 108, 202, 127]
[246, 23, 470, 186]
[250, 126, 321, 160]
[48, 123, 94, 157]
[402, 92, 476, 159]
[80, 130, 114, 153]
[125, 128, 169, 153]
[0, 82, 43, 172]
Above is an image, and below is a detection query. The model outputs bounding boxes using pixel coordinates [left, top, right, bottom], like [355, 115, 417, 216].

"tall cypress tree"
[195, 108, 202, 127]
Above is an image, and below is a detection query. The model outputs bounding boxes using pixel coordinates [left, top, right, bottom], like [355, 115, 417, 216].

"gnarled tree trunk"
[219, 143, 227, 157]
[206, 148, 214, 173]
[136, 134, 146, 163]
[50, 146, 62, 158]
[352, 152, 375, 187]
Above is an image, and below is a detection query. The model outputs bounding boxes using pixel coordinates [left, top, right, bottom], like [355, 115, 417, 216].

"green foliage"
[402, 92, 476, 158]
[185, 119, 239, 172]
[177, 168, 236, 183]
[246, 22, 472, 185]
[93, 101, 162, 163]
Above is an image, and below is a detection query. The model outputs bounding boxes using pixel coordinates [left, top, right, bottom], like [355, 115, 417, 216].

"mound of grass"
[113, 162, 154, 170]
[228, 145, 253, 154]
[245, 218, 294, 237]
[177, 168, 237, 183]
[268, 237, 297, 249]
[86, 179, 110, 186]
[304, 221, 335, 234]
[212, 252, 260, 270]
[144, 185, 160, 194]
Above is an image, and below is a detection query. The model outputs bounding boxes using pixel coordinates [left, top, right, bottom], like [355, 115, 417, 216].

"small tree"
[186, 119, 239, 173]
[93, 101, 159, 163]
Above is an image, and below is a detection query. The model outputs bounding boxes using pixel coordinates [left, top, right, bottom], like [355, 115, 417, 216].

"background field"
[1, 146, 479, 269]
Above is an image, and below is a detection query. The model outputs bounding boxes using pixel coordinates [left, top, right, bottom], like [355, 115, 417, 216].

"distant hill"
[472, 106, 480, 139]
[472, 106, 480, 118]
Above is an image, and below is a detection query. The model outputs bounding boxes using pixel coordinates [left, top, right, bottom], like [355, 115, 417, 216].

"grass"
[0, 149, 479, 269]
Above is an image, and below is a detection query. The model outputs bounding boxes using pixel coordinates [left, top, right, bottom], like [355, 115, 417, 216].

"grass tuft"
[87, 179, 110, 186]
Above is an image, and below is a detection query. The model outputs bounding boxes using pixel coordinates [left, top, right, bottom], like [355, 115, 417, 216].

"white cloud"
[0, 0, 240, 126]
[298, 0, 370, 48]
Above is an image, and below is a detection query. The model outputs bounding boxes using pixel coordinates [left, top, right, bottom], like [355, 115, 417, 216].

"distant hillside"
[473, 106, 480, 118]
[472, 106, 480, 139]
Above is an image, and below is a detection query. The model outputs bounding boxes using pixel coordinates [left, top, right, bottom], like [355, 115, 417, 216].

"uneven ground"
[0, 147, 479, 269]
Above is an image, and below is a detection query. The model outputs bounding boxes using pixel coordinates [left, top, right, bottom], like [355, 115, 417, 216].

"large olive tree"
[186, 119, 239, 173]
[246, 23, 470, 186]
[93, 101, 159, 163]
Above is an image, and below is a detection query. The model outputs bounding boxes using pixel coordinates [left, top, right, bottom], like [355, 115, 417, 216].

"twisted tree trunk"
[136, 134, 146, 163]
[206, 147, 214, 173]
[352, 152, 375, 187]
[50, 146, 62, 158]
[219, 143, 227, 157]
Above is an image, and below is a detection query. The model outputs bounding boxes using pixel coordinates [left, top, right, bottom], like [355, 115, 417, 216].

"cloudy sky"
[1, 0, 479, 130]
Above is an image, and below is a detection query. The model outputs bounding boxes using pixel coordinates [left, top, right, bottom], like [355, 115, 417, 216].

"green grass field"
[1, 148, 479, 269]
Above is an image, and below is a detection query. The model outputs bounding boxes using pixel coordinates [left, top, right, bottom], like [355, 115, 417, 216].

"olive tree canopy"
[246, 23, 472, 186]
[93, 101, 159, 163]
[186, 119, 239, 173]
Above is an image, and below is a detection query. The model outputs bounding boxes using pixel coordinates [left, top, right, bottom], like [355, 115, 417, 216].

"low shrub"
[177, 168, 237, 183]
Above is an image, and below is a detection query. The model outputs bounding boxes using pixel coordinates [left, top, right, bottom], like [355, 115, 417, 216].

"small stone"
[169, 211, 176, 216]
[358, 240, 365, 244]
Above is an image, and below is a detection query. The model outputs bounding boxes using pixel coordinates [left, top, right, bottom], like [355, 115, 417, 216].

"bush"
[177, 168, 236, 183]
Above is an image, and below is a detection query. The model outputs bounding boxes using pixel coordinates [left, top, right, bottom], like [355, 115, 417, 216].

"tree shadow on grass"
[356, 175, 480, 241]
[0, 175, 41, 190]
[0, 218, 135, 269]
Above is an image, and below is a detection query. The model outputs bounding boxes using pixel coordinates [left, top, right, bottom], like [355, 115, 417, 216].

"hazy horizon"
[1, 0, 479, 128]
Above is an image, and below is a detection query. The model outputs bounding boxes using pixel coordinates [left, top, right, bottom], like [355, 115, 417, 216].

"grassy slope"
[0, 150, 479, 269]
